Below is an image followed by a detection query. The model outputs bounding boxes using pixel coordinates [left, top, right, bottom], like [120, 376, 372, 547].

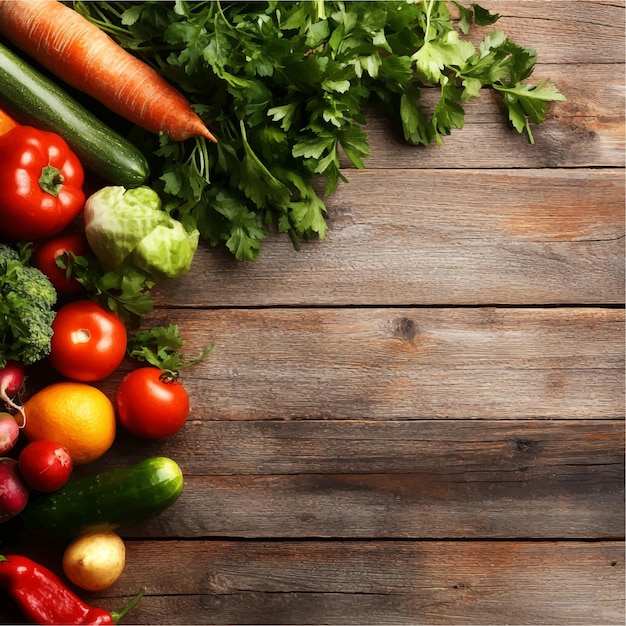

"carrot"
[0, 0, 217, 143]
[0, 106, 18, 136]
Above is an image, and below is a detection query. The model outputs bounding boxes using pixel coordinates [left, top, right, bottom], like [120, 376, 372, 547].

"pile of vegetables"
[0, 0, 563, 623]
[72, 0, 564, 261]
[0, 4, 209, 615]
[1, 0, 564, 265]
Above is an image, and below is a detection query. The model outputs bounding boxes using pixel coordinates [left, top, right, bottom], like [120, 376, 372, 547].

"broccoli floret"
[0, 243, 19, 265]
[11, 264, 57, 309]
[0, 243, 57, 367]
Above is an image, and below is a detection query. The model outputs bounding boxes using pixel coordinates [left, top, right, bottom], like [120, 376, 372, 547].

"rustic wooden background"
[1, 1, 624, 624]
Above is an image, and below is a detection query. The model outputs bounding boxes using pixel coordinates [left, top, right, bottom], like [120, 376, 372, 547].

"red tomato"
[49, 300, 127, 381]
[33, 232, 90, 295]
[18, 440, 73, 492]
[116, 367, 190, 439]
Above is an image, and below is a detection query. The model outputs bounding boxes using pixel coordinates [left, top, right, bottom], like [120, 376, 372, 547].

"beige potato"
[62, 530, 126, 591]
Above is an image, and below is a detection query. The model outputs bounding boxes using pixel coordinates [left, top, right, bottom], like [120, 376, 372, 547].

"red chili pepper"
[0, 554, 144, 625]
[0, 125, 85, 241]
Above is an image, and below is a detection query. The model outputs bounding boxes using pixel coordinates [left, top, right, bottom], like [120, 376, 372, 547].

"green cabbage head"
[84, 186, 199, 281]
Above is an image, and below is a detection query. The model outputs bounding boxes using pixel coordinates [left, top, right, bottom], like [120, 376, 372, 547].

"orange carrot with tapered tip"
[0, 0, 217, 143]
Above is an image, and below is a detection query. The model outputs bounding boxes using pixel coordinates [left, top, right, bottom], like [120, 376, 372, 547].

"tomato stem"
[159, 369, 179, 384]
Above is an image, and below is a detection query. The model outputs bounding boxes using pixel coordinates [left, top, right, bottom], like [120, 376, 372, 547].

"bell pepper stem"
[39, 164, 64, 197]
[109, 587, 145, 624]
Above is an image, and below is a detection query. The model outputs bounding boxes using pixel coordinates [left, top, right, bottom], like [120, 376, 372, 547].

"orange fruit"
[23, 382, 116, 465]
[0, 109, 17, 137]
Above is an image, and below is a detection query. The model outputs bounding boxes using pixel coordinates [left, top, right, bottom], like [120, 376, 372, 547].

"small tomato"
[33, 232, 90, 295]
[18, 440, 73, 492]
[116, 367, 189, 439]
[49, 300, 127, 381]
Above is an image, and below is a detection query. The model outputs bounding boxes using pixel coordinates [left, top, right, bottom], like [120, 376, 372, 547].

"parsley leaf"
[127, 324, 214, 373]
[61, 253, 155, 328]
[496, 79, 567, 144]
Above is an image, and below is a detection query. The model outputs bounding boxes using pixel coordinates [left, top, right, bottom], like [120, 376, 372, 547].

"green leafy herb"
[127, 324, 214, 373]
[58, 252, 155, 327]
[74, 0, 565, 261]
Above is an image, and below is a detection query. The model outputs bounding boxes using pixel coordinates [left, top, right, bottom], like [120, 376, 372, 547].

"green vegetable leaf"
[128, 324, 214, 373]
[413, 30, 475, 84]
[473, 3, 500, 27]
[452, 1, 474, 35]
[496, 79, 566, 144]
[66, 254, 155, 327]
[431, 83, 465, 143]
[289, 194, 328, 239]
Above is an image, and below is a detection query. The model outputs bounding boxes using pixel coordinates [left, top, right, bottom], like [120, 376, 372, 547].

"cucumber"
[0, 42, 149, 187]
[13, 457, 183, 538]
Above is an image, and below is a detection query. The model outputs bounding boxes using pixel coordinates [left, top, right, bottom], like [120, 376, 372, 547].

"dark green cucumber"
[0, 42, 149, 187]
[14, 457, 183, 538]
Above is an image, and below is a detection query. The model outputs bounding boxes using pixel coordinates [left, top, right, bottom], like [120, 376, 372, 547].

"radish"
[0, 457, 29, 521]
[0, 413, 19, 455]
[0, 361, 26, 427]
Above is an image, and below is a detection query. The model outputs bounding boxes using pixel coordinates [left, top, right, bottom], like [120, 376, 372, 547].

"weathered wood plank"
[3, 540, 620, 625]
[154, 170, 624, 307]
[112, 540, 626, 625]
[104, 307, 624, 421]
[103, 419, 626, 477]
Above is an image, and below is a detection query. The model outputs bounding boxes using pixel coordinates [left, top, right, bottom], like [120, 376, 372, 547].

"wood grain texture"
[153, 169, 625, 307]
[3, 540, 621, 625]
[99, 419, 626, 476]
[100, 307, 624, 421]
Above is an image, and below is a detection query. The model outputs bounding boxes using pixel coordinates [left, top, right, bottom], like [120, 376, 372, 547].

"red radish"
[0, 361, 25, 427]
[0, 457, 29, 521]
[18, 440, 73, 492]
[0, 413, 19, 455]
[0, 0, 217, 143]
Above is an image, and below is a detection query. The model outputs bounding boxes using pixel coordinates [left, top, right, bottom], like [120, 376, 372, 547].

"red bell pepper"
[0, 554, 144, 625]
[0, 125, 85, 241]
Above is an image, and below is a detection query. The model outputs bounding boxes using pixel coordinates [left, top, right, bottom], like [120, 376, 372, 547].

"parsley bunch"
[75, 0, 564, 261]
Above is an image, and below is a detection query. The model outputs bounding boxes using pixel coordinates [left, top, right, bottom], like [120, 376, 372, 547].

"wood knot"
[394, 317, 418, 341]
[514, 439, 536, 453]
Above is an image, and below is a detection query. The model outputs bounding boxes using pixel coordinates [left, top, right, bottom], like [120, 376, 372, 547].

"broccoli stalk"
[0, 243, 57, 367]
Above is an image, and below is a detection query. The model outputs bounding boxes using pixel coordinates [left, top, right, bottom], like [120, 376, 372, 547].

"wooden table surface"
[1, 1, 625, 624]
